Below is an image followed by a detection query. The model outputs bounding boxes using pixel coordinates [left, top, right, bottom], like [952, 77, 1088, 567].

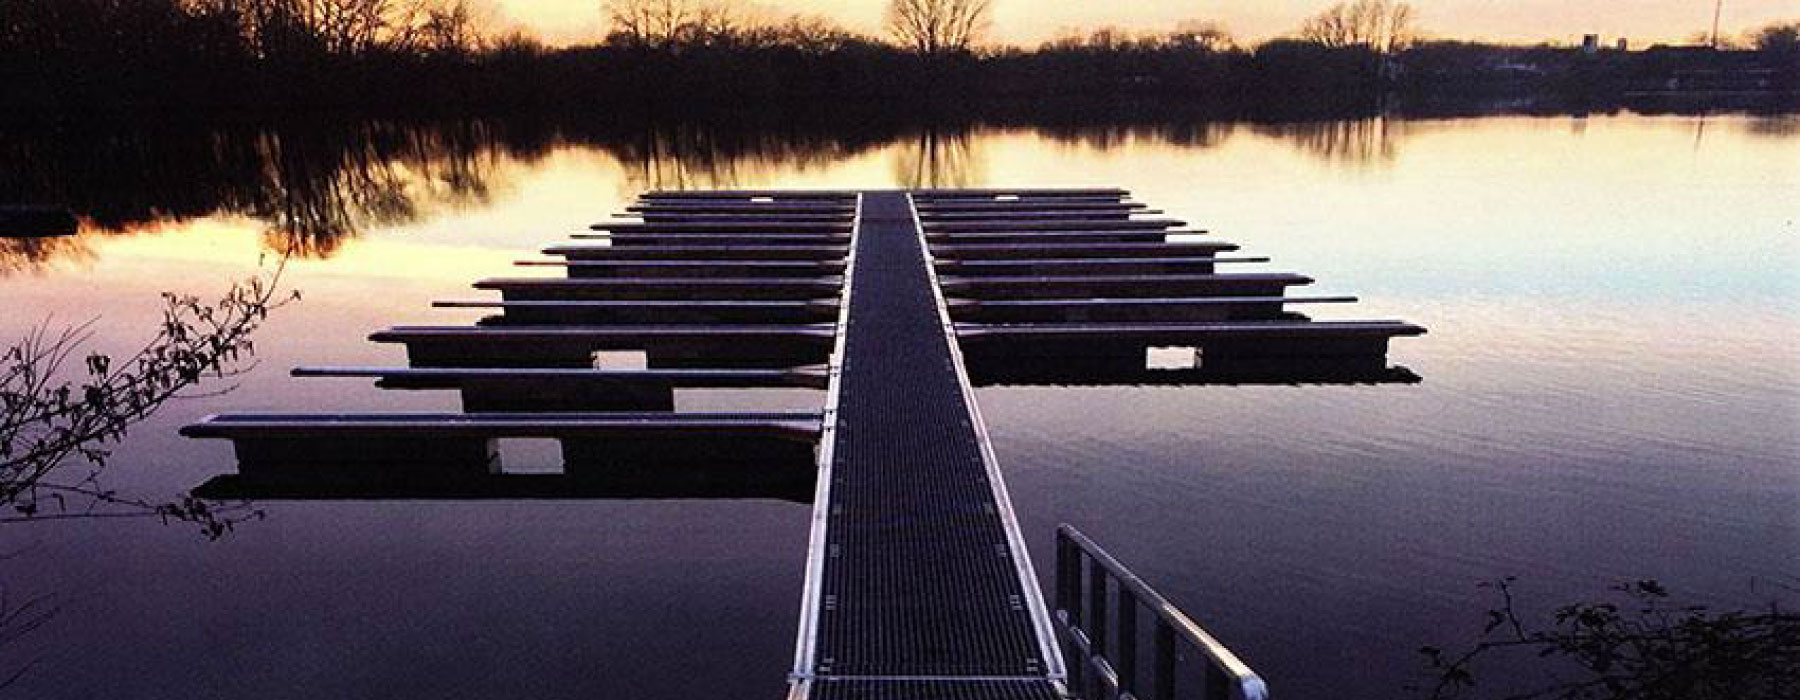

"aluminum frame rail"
[1054, 525, 1269, 700]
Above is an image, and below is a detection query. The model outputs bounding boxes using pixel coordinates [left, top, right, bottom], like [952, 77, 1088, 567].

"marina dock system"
[183, 188, 1426, 700]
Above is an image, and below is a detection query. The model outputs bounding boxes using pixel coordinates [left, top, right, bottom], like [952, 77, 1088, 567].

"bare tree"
[603, 0, 687, 47]
[411, 0, 485, 55]
[1170, 20, 1235, 52]
[603, 0, 748, 48]
[674, 1, 747, 46]
[768, 14, 861, 55]
[1752, 21, 1799, 55]
[1299, 0, 1416, 53]
[289, 0, 391, 54]
[884, 0, 990, 56]
[192, 0, 484, 57]
[1300, 4, 1348, 48]
[1383, 2, 1415, 51]
[359, 0, 490, 55]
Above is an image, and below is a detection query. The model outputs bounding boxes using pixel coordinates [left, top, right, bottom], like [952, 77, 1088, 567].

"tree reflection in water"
[608, 123, 897, 194]
[0, 119, 905, 271]
[895, 127, 983, 190]
[0, 120, 549, 264]
[1252, 117, 1405, 165]
[0, 235, 93, 275]
[5, 109, 1788, 273]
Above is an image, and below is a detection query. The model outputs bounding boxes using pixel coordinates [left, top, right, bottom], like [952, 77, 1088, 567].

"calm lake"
[2, 111, 1797, 699]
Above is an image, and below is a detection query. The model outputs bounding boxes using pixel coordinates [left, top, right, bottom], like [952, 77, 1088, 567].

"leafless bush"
[0, 261, 297, 539]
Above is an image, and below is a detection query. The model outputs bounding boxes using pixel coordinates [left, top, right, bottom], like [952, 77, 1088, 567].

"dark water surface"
[1, 113, 1796, 699]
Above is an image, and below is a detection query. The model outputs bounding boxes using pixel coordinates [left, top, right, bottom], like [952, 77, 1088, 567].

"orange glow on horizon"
[490, 0, 1798, 49]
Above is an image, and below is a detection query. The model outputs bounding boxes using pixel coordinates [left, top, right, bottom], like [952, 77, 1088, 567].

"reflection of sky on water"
[0, 113, 1795, 699]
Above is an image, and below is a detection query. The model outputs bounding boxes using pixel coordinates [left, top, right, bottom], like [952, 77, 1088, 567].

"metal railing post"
[1117, 589, 1139, 698]
[1088, 558, 1109, 663]
[1056, 530, 1087, 692]
[1057, 530, 1079, 623]
[1153, 620, 1178, 700]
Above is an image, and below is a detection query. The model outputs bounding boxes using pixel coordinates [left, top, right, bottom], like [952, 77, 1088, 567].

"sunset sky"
[490, 0, 1797, 48]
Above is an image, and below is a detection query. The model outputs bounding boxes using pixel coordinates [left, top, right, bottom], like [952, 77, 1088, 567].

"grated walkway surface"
[798, 193, 1061, 698]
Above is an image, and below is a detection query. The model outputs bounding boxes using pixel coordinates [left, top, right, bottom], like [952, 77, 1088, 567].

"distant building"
[1582, 34, 1600, 55]
[1617, 38, 1629, 52]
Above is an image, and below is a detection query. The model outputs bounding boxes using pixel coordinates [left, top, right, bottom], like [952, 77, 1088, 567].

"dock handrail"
[1055, 525, 1269, 700]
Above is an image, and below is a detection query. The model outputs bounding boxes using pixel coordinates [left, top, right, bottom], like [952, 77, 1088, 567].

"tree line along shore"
[1, 0, 1796, 121]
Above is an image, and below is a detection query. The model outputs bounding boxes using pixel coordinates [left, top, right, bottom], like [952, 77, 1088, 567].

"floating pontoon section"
[932, 241, 1239, 259]
[578, 232, 852, 246]
[626, 208, 854, 218]
[922, 217, 1185, 232]
[369, 324, 835, 368]
[948, 295, 1358, 323]
[182, 411, 820, 473]
[934, 256, 1269, 276]
[939, 273, 1313, 299]
[519, 259, 848, 278]
[591, 221, 852, 234]
[474, 277, 842, 301]
[289, 365, 829, 411]
[918, 201, 1147, 213]
[544, 244, 849, 260]
[625, 204, 854, 214]
[434, 299, 841, 325]
[924, 230, 1183, 244]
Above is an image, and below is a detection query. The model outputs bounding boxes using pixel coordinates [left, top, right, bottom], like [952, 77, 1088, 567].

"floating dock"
[183, 187, 1427, 700]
